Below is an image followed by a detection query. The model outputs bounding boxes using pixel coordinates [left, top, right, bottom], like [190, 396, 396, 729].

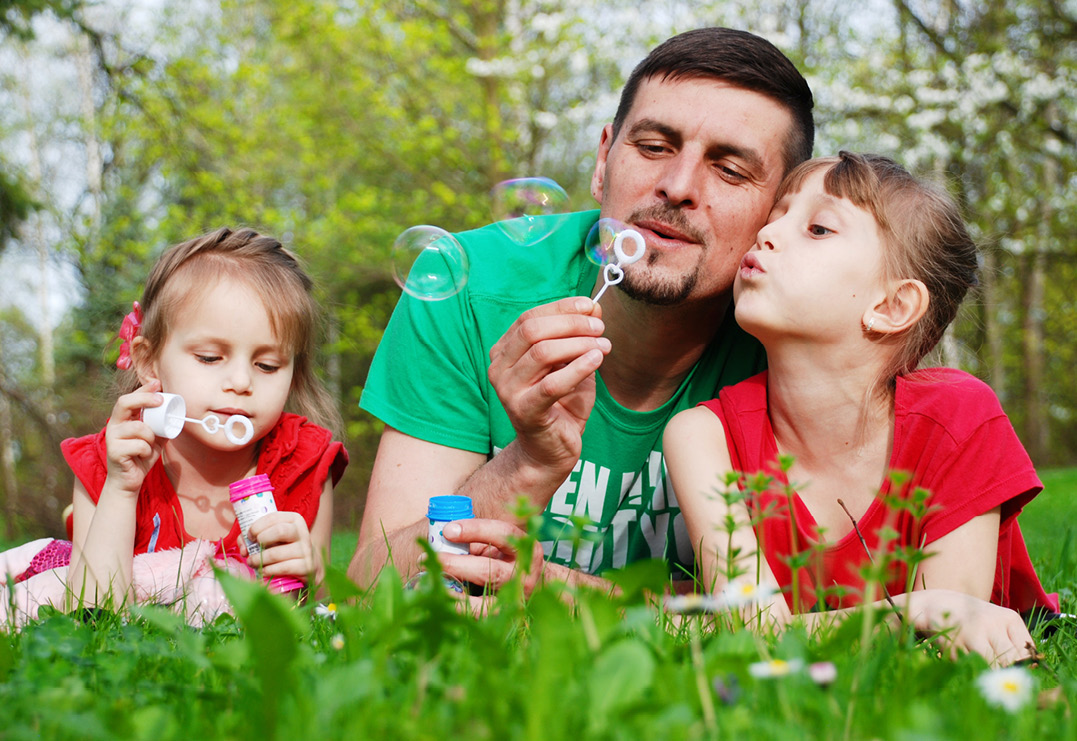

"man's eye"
[717, 165, 748, 182]
[637, 142, 670, 156]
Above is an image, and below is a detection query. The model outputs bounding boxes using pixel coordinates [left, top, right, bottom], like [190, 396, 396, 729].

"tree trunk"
[981, 247, 1005, 391]
[0, 361, 19, 541]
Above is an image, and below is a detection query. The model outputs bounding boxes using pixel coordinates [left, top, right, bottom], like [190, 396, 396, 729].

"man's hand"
[436, 519, 547, 597]
[488, 297, 610, 482]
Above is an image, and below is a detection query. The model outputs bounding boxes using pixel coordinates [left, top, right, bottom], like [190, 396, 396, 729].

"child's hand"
[103, 380, 164, 498]
[912, 589, 1037, 667]
[246, 511, 321, 585]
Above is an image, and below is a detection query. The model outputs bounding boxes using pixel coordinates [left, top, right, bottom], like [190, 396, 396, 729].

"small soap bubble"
[391, 225, 469, 301]
[491, 177, 570, 246]
[404, 570, 467, 594]
[585, 217, 630, 267]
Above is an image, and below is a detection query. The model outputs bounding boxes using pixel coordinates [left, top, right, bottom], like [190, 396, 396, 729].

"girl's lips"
[739, 253, 765, 278]
[213, 408, 249, 418]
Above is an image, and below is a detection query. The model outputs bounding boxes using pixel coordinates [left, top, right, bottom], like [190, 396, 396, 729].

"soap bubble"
[391, 225, 469, 301]
[405, 570, 467, 595]
[491, 177, 570, 246]
[585, 217, 635, 266]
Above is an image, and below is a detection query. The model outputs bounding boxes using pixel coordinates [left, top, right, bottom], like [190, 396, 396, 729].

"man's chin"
[620, 271, 698, 306]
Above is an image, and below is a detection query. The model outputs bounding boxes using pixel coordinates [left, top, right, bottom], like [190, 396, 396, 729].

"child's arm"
[68, 382, 164, 610]
[246, 478, 333, 587]
[663, 406, 792, 623]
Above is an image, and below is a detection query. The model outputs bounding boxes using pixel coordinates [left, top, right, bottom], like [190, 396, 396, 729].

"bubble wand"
[591, 228, 646, 304]
[142, 392, 255, 446]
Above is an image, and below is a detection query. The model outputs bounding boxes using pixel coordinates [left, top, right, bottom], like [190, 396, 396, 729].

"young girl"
[54, 226, 348, 613]
[664, 152, 1056, 666]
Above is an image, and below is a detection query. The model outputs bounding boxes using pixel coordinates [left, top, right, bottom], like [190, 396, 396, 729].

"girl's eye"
[809, 224, 834, 237]
[256, 362, 280, 373]
[195, 355, 221, 364]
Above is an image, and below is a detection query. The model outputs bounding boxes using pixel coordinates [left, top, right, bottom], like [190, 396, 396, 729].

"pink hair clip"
[116, 301, 143, 370]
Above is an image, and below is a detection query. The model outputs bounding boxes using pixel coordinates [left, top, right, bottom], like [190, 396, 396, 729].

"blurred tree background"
[0, 0, 1074, 539]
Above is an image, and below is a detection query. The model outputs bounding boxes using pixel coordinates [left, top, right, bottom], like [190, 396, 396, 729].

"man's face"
[591, 76, 796, 306]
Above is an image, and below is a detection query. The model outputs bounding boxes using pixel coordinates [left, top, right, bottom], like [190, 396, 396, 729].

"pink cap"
[229, 474, 273, 503]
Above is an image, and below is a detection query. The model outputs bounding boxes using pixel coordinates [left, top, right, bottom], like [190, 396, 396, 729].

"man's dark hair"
[612, 27, 815, 173]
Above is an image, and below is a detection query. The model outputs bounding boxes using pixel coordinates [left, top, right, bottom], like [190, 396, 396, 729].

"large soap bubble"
[491, 177, 571, 246]
[391, 225, 469, 301]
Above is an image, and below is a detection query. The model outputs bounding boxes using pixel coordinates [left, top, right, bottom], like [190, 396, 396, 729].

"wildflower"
[330, 633, 345, 651]
[314, 602, 337, 620]
[663, 579, 778, 615]
[808, 661, 837, 686]
[712, 673, 741, 705]
[749, 658, 804, 679]
[719, 577, 777, 608]
[662, 593, 723, 614]
[977, 667, 1034, 712]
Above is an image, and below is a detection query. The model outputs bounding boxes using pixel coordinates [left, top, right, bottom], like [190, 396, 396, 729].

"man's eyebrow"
[627, 117, 768, 176]
[708, 143, 765, 175]
[626, 118, 681, 144]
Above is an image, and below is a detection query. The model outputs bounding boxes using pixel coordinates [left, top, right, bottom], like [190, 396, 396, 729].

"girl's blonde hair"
[776, 151, 979, 382]
[121, 227, 342, 437]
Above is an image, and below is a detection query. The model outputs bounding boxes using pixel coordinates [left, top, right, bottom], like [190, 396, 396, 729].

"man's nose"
[656, 152, 703, 208]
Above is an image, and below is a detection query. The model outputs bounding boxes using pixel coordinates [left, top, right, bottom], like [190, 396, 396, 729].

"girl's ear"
[864, 279, 929, 335]
[130, 337, 159, 386]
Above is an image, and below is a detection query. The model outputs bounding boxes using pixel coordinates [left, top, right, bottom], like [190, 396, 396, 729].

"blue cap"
[427, 495, 474, 522]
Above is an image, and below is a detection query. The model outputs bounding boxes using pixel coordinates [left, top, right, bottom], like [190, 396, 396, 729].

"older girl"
[664, 152, 1055, 666]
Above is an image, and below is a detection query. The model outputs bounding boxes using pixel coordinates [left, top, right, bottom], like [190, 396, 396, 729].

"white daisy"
[314, 602, 337, 619]
[976, 667, 1034, 712]
[749, 658, 805, 679]
[719, 577, 777, 609]
[662, 593, 724, 614]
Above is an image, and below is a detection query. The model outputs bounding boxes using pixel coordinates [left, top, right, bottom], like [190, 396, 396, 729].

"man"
[350, 27, 815, 592]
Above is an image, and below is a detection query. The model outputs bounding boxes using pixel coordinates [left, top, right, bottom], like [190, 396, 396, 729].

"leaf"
[321, 563, 364, 604]
[587, 640, 656, 729]
[604, 558, 670, 605]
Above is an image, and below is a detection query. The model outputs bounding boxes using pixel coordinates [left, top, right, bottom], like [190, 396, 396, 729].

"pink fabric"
[14, 539, 72, 583]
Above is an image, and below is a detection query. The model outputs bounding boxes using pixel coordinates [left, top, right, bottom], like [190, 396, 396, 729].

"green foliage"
[0, 548, 1072, 739]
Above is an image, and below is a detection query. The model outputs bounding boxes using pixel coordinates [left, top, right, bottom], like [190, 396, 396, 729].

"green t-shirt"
[361, 210, 766, 578]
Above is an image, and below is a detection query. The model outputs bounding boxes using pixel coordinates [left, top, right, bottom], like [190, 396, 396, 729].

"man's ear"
[590, 123, 614, 204]
[130, 337, 158, 386]
[864, 279, 929, 335]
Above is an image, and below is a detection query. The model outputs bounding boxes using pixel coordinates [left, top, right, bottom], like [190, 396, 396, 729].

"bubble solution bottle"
[427, 495, 474, 554]
[229, 474, 305, 598]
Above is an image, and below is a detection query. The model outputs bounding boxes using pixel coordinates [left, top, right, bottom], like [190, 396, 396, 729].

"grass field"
[0, 474, 1073, 739]
[1020, 468, 1077, 580]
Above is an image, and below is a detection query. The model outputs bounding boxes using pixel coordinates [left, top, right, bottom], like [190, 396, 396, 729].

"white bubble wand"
[591, 228, 646, 304]
[142, 392, 255, 446]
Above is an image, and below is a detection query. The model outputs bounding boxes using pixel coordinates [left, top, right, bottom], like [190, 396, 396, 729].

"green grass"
[1021, 468, 1077, 586]
[0, 481, 1073, 739]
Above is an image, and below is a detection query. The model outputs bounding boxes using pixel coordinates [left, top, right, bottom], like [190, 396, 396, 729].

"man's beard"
[619, 253, 701, 305]
[618, 204, 705, 306]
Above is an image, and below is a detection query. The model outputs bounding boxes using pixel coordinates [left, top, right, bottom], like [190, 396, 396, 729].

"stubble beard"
[618, 204, 705, 306]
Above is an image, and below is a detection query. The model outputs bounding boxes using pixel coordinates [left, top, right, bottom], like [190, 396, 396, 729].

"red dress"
[61, 413, 348, 559]
[700, 369, 1057, 613]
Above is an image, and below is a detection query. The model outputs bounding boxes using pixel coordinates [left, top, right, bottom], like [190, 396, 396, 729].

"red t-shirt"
[61, 413, 348, 559]
[701, 368, 1057, 613]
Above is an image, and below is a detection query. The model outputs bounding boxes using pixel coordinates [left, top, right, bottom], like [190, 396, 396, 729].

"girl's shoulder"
[896, 367, 1007, 432]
